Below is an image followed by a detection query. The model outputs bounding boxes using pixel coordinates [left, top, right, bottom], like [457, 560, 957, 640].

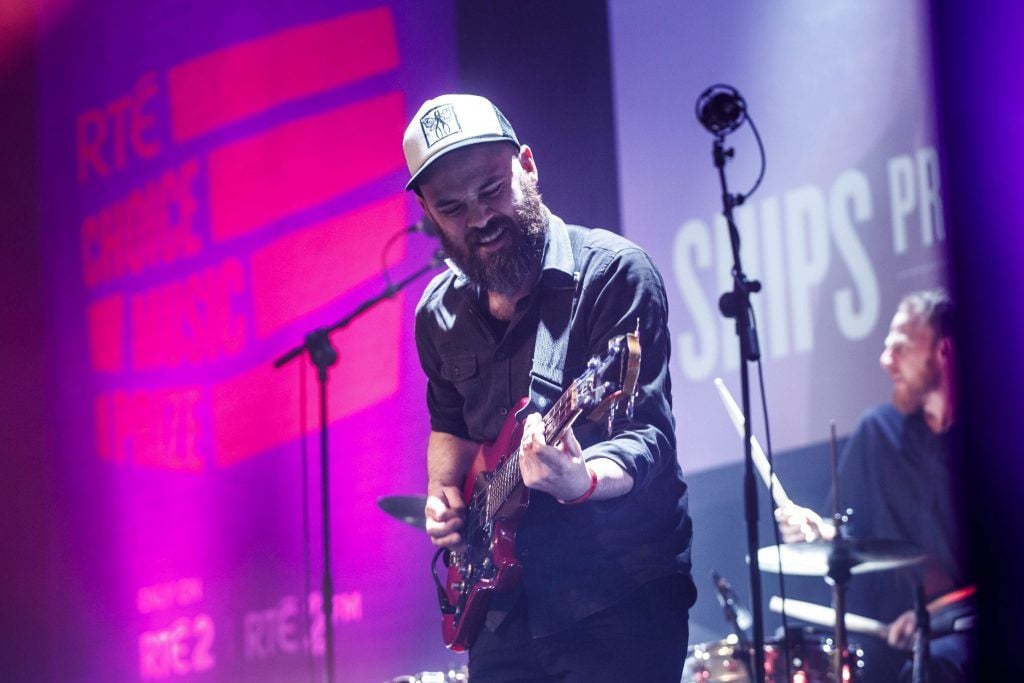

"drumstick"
[771, 589, 978, 642]
[769, 596, 888, 639]
[713, 378, 792, 507]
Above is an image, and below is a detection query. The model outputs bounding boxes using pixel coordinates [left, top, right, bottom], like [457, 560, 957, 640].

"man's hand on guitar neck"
[425, 486, 466, 550]
[520, 412, 591, 502]
[519, 412, 634, 503]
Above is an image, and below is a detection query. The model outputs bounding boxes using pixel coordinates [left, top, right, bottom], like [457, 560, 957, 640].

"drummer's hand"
[424, 485, 466, 550]
[886, 610, 918, 650]
[774, 504, 835, 543]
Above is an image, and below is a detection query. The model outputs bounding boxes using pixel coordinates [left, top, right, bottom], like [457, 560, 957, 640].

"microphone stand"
[710, 135, 767, 683]
[273, 249, 445, 683]
[711, 570, 750, 647]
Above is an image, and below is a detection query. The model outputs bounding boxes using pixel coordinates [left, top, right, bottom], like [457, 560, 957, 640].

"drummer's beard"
[891, 353, 941, 414]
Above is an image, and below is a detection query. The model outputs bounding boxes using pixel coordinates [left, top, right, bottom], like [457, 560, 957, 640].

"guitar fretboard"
[477, 379, 584, 526]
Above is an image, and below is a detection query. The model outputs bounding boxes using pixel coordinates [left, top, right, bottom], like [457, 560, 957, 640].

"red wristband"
[559, 466, 598, 505]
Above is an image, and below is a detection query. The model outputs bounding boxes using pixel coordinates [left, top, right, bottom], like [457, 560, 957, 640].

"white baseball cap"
[403, 93, 520, 191]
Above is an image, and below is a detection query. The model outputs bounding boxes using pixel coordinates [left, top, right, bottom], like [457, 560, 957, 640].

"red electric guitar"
[435, 330, 641, 651]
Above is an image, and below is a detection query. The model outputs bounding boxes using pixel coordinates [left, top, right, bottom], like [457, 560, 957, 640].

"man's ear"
[416, 196, 442, 234]
[518, 144, 538, 182]
[936, 335, 954, 369]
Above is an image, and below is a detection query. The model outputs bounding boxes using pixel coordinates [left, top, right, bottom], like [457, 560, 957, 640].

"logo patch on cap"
[419, 104, 461, 148]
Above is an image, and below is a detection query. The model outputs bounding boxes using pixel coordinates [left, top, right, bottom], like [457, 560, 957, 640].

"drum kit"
[678, 381, 936, 682]
[683, 628, 863, 683]
[682, 537, 925, 682]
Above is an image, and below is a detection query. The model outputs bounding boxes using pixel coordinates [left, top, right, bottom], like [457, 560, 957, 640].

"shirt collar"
[539, 209, 577, 287]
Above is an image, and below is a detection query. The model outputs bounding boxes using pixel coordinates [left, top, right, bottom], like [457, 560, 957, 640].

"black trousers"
[468, 574, 692, 682]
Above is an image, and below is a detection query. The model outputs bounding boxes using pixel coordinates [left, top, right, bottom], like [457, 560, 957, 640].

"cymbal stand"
[912, 581, 930, 683]
[826, 422, 852, 682]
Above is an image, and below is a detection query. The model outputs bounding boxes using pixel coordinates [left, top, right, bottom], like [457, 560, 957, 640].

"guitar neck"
[482, 383, 582, 524]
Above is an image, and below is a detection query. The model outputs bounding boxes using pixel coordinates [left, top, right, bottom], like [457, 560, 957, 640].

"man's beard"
[891, 354, 941, 413]
[438, 181, 547, 296]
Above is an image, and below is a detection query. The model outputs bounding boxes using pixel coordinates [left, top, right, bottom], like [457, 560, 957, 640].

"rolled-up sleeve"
[415, 285, 471, 440]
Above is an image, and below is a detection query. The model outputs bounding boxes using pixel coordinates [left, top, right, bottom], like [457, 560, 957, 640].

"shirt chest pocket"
[440, 354, 479, 384]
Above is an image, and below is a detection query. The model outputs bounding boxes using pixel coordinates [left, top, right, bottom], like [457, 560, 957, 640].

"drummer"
[775, 289, 975, 682]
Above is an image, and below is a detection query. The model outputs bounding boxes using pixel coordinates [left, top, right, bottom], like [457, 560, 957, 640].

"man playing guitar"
[404, 94, 695, 681]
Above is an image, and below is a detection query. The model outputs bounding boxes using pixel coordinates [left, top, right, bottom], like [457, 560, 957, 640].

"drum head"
[682, 630, 863, 683]
[682, 637, 751, 683]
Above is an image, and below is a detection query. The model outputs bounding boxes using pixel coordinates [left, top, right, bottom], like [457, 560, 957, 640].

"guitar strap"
[515, 218, 584, 422]
[490, 216, 583, 632]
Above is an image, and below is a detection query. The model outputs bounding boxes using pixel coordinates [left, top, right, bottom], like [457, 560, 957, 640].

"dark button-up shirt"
[415, 211, 693, 636]
[828, 404, 969, 618]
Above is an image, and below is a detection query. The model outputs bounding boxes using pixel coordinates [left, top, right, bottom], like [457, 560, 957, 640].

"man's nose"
[879, 347, 893, 371]
[465, 199, 491, 230]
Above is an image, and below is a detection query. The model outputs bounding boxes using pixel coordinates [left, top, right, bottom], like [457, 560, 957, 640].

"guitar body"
[441, 398, 530, 652]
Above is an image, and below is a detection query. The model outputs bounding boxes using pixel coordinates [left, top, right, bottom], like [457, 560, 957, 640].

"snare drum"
[682, 630, 863, 682]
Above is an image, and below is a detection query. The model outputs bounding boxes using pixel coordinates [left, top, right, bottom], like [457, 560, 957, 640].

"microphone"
[696, 85, 747, 136]
[711, 569, 753, 634]
[407, 215, 439, 237]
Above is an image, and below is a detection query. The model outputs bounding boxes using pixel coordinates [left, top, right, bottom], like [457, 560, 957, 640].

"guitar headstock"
[574, 328, 642, 433]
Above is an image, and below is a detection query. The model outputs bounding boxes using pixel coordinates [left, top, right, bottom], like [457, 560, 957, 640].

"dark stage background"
[2, 1, 1021, 681]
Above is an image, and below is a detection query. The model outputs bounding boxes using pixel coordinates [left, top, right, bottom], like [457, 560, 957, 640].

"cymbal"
[757, 538, 926, 576]
[377, 495, 427, 529]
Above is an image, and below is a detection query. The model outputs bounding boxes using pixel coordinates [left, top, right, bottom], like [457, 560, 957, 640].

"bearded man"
[776, 289, 975, 682]
[405, 94, 694, 681]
